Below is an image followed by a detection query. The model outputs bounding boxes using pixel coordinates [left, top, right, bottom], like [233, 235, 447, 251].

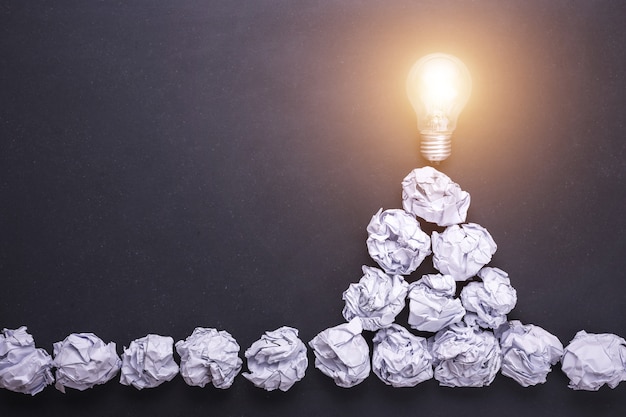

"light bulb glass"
[406, 53, 472, 162]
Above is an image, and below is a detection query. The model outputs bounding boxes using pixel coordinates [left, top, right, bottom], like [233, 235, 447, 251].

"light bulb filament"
[425, 111, 449, 133]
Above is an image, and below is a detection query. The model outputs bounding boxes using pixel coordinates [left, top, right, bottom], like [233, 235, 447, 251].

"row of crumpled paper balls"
[2, 167, 625, 394]
[2, 320, 624, 394]
[0, 325, 312, 395]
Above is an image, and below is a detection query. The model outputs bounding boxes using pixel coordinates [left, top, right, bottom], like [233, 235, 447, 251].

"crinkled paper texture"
[401, 166, 470, 227]
[498, 321, 563, 387]
[309, 318, 370, 388]
[460, 267, 517, 329]
[243, 326, 308, 392]
[430, 319, 501, 387]
[561, 330, 626, 391]
[342, 265, 409, 331]
[432, 223, 497, 281]
[372, 324, 433, 387]
[0, 327, 53, 395]
[120, 334, 179, 390]
[407, 274, 465, 332]
[176, 327, 242, 389]
[366, 208, 431, 275]
[53, 333, 121, 393]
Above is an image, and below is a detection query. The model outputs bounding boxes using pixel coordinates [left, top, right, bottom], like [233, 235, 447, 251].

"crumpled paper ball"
[498, 321, 563, 387]
[176, 327, 242, 389]
[401, 166, 470, 227]
[120, 334, 179, 390]
[407, 274, 465, 332]
[561, 330, 626, 391]
[0, 327, 54, 395]
[243, 326, 308, 392]
[432, 223, 497, 281]
[53, 333, 121, 393]
[366, 208, 431, 275]
[342, 265, 409, 331]
[372, 324, 433, 387]
[460, 267, 517, 329]
[309, 318, 370, 388]
[430, 316, 502, 387]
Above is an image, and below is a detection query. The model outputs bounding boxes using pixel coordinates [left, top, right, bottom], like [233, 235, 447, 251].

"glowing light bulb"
[406, 53, 472, 163]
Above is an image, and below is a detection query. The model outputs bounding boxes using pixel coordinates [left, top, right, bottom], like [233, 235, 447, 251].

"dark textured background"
[1, 1, 625, 416]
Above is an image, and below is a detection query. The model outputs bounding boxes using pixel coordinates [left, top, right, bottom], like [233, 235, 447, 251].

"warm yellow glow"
[421, 61, 459, 104]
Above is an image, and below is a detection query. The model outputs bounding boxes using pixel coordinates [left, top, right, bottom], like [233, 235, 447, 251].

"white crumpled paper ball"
[407, 274, 465, 332]
[120, 334, 179, 390]
[460, 267, 517, 329]
[342, 265, 408, 331]
[243, 326, 308, 392]
[430, 316, 502, 387]
[401, 166, 470, 227]
[0, 327, 54, 395]
[498, 321, 563, 387]
[53, 333, 121, 393]
[366, 208, 431, 275]
[432, 223, 497, 281]
[561, 330, 626, 391]
[176, 327, 242, 389]
[372, 324, 433, 387]
[309, 318, 370, 388]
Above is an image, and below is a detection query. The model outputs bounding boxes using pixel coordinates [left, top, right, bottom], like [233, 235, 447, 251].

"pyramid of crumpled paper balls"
[329, 166, 626, 390]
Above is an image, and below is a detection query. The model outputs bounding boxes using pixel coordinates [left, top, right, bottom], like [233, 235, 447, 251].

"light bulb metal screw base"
[420, 132, 452, 163]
